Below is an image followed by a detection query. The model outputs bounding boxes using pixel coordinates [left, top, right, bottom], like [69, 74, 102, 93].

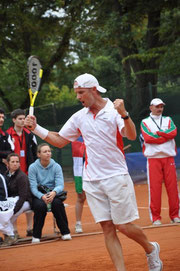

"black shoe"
[26, 229, 33, 237]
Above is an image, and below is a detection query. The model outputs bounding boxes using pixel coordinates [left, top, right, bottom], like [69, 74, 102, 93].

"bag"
[37, 185, 67, 202]
[56, 190, 67, 202]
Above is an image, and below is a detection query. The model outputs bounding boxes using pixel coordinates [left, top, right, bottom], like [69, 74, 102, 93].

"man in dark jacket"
[0, 108, 14, 174]
[6, 108, 36, 237]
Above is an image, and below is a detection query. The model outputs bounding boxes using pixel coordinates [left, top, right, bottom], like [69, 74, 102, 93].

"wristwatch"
[121, 112, 129, 120]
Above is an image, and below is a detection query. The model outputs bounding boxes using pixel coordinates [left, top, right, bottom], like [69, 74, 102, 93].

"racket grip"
[29, 106, 34, 116]
[27, 106, 34, 129]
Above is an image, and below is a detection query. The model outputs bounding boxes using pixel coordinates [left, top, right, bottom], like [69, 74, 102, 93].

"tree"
[0, 0, 87, 111]
[71, 0, 179, 117]
[0, 0, 179, 119]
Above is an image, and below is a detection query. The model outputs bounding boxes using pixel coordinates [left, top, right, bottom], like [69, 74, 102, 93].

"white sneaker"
[75, 223, 83, 234]
[171, 217, 180, 223]
[61, 234, 72, 241]
[32, 237, 40, 244]
[153, 220, 162, 226]
[147, 242, 163, 271]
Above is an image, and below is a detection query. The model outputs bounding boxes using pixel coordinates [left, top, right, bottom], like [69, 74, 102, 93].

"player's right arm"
[44, 131, 70, 148]
[24, 115, 70, 148]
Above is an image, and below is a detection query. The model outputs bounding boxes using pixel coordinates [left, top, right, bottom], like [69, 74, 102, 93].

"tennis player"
[25, 73, 163, 271]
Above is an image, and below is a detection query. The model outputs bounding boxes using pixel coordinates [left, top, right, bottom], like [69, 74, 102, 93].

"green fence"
[3, 90, 180, 180]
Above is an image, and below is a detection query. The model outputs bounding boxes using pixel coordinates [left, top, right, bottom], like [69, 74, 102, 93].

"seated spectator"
[0, 173, 17, 247]
[0, 151, 32, 247]
[4, 153, 32, 240]
[28, 143, 71, 243]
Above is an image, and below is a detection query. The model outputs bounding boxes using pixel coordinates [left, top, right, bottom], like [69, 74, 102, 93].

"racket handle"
[27, 106, 34, 129]
[29, 106, 34, 116]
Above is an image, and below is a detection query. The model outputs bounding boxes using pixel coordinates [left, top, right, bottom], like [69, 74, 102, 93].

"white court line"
[65, 204, 89, 209]
[65, 204, 168, 210]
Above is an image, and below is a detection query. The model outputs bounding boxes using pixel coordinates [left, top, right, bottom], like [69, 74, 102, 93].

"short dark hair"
[7, 153, 20, 162]
[0, 108, 5, 114]
[11, 108, 25, 119]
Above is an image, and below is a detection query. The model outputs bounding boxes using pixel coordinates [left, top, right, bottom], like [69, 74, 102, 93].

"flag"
[71, 136, 85, 193]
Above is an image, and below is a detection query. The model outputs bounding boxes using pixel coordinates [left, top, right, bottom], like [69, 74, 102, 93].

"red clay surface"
[0, 181, 180, 271]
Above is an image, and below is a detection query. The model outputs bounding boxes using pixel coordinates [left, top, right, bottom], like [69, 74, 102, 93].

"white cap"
[150, 98, 165, 106]
[74, 73, 107, 93]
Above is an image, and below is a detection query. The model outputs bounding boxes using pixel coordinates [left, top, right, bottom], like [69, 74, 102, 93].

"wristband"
[33, 124, 49, 139]
[121, 112, 129, 120]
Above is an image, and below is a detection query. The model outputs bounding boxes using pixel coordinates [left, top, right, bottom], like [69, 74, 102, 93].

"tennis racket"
[27, 55, 43, 115]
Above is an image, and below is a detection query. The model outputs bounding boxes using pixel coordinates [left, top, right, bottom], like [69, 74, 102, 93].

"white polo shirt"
[59, 98, 128, 181]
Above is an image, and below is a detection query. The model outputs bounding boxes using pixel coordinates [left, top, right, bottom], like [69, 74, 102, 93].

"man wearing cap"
[141, 98, 180, 226]
[25, 73, 163, 271]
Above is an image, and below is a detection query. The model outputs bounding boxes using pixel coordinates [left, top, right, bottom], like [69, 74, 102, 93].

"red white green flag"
[71, 136, 85, 190]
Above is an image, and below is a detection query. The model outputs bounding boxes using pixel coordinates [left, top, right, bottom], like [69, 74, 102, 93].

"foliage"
[0, 0, 179, 119]
[45, 83, 77, 107]
[0, 0, 87, 110]
[69, 0, 180, 116]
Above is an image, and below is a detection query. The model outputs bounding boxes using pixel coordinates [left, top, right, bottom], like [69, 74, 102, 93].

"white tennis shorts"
[83, 174, 139, 224]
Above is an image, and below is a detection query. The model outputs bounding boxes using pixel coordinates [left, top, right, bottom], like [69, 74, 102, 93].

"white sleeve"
[59, 113, 81, 142]
[116, 114, 125, 136]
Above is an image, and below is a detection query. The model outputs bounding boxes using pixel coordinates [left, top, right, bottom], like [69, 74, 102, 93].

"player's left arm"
[114, 99, 136, 140]
[121, 117, 137, 140]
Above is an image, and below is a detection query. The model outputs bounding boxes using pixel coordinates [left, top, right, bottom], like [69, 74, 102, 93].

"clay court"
[0, 181, 180, 271]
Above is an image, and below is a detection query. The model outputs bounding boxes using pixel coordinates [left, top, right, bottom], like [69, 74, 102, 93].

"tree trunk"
[122, 10, 161, 118]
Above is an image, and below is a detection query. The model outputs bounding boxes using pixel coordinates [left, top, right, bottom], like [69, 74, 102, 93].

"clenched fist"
[113, 99, 127, 117]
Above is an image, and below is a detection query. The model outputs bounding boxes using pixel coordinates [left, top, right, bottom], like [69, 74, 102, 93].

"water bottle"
[46, 192, 51, 212]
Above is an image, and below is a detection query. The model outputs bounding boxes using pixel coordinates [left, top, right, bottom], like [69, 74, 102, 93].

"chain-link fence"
[3, 86, 180, 181]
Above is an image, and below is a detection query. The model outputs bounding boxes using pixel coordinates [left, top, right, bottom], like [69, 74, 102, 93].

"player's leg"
[83, 179, 127, 270]
[100, 220, 125, 271]
[117, 223, 153, 252]
[75, 191, 86, 233]
[107, 174, 162, 270]
[117, 223, 162, 271]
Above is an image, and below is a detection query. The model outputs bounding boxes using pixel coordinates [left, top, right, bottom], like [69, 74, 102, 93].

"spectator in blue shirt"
[28, 143, 71, 243]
